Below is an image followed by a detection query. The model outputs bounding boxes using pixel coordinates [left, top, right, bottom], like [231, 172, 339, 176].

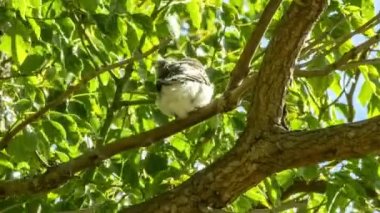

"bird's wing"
[168, 59, 210, 84]
[155, 58, 211, 88]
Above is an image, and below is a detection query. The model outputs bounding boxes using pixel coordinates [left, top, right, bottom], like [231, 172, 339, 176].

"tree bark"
[124, 110, 380, 212]
[124, 0, 329, 212]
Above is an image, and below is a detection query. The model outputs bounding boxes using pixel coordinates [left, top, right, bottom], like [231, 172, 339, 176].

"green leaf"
[29, 0, 41, 8]
[19, 54, 45, 73]
[40, 23, 53, 42]
[126, 23, 139, 52]
[232, 196, 253, 212]
[122, 162, 139, 188]
[64, 53, 83, 74]
[245, 187, 270, 208]
[110, 0, 128, 14]
[56, 17, 75, 39]
[144, 153, 168, 176]
[131, 13, 153, 33]
[222, 3, 238, 25]
[275, 170, 295, 189]
[88, 79, 99, 92]
[171, 138, 190, 158]
[307, 74, 334, 97]
[186, 0, 202, 29]
[358, 80, 374, 106]
[0, 34, 29, 66]
[49, 111, 78, 132]
[28, 19, 41, 38]
[93, 14, 120, 38]
[7, 132, 38, 163]
[42, 120, 67, 141]
[99, 72, 110, 85]
[13, 99, 32, 112]
[336, 103, 349, 119]
[16, 161, 30, 170]
[55, 151, 70, 162]
[299, 165, 319, 180]
[79, 0, 99, 11]
[0, 159, 14, 169]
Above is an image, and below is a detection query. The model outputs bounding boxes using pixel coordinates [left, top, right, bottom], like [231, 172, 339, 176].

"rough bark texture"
[124, 111, 380, 212]
[6, 0, 380, 212]
[247, 0, 326, 133]
[0, 73, 254, 198]
[124, 0, 328, 212]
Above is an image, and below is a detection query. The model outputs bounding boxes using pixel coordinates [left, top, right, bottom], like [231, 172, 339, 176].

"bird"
[155, 58, 213, 119]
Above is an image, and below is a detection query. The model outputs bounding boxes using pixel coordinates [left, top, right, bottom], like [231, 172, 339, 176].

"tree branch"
[0, 73, 256, 199]
[251, 200, 307, 213]
[226, 0, 283, 90]
[124, 0, 329, 212]
[117, 99, 154, 107]
[300, 11, 380, 61]
[282, 180, 326, 200]
[300, 16, 347, 57]
[282, 179, 377, 201]
[0, 72, 40, 80]
[338, 58, 380, 69]
[99, 63, 134, 142]
[295, 33, 380, 78]
[328, 12, 380, 53]
[247, 0, 326, 133]
[0, 40, 168, 150]
[123, 113, 380, 212]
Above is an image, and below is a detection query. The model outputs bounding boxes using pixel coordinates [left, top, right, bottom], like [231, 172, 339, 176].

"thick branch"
[0, 40, 168, 150]
[282, 180, 326, 200]
[247, 0, 326, 133]
[124, 115, 380, 212]
[123, 0, 328, 212]
[0, 74, 256, 199]
[226, 0, 282, 90]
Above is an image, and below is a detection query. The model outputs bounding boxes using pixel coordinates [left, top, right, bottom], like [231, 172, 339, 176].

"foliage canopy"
[0, 0, 380, 212]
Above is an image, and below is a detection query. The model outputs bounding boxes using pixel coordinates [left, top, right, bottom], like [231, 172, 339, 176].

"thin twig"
[98, 1, 167, 142]
[324, 12, 380, 56]
[0, 40, 169, 150]
[339, 58, 380, 69]
[295, 33, 380, 78]
[300, 15, 348, 57]
[298, 12, 380, 67]
[99, 63, 134, 141]
[318, 73, 350, 121]
[0, 72, 40, 80]
[346, 71, 360, 122]
[226, 0, 283, 90]
[0, 72, 257, 198]
[117, 100, 154, 107]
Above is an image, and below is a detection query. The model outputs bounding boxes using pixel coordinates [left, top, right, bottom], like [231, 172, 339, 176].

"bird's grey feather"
[155, 57, 214, 118]
[155, 58, 211, 87]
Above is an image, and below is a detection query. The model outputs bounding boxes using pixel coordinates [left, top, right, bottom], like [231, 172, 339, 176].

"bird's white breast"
[156, 81, 213, 118]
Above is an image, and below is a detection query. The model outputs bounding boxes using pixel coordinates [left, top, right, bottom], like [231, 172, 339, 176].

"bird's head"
[155, 59, 170, 79]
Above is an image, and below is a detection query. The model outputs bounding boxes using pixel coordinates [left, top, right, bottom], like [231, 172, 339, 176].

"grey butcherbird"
[155, 58, 214, 118]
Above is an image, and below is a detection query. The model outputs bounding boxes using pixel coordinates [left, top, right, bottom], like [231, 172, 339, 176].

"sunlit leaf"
[19, 54, 45, 73]
[79, 0, 99, 11]
[358, 80, 374, 106]
[186, 0, 202, 29]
